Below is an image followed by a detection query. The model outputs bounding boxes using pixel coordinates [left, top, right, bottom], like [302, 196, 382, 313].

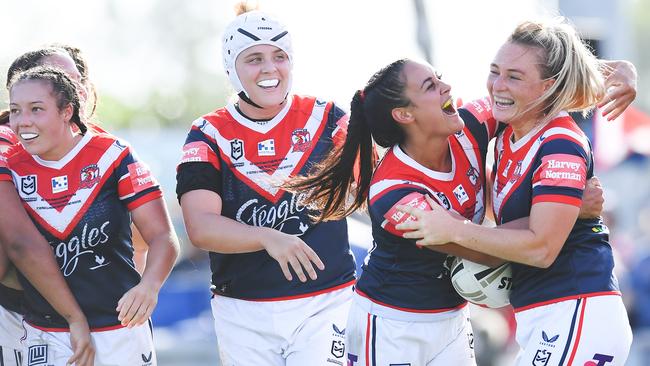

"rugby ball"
[450, 257, 512, 308]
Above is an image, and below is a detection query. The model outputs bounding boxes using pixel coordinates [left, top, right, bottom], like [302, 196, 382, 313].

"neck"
[237, 97, 286, 121]
[510, 116, 545, 142]
[39, 131, 82, 161]
[402, 134, 452, 172]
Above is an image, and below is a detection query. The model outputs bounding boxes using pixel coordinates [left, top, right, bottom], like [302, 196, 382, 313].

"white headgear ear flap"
[222, 11, 293, 100]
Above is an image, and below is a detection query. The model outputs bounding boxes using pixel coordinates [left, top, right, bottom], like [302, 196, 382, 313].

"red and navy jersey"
[1, 132, 162, 329]
[177, 95, 355, 300]
[356, 100, 500, 315]
[492, 112, 618, 310]
[0, 125, 25, 314]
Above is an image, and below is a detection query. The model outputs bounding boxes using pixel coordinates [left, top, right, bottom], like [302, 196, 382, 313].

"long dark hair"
[287, 59, 411, 221]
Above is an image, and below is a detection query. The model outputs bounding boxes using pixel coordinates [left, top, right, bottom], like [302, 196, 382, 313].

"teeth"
[20, 132, 38, 140]
[493, 96, 514, 106]
[442, 98, 453, 109]
[257, 79, 279, 88]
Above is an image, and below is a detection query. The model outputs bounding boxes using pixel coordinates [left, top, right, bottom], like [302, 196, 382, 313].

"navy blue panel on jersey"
[177, 95, 355, 300]
[491, 113, 619, 310]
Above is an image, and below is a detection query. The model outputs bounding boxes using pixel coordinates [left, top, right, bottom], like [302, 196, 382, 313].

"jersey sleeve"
[458, 97, 505, 143]
[175, 118, 223, 201]
[0, 126, 18, 182]
[114, 142, 162, 210]
[531, 138, 590, 207]
[369, 186, 431, 238]
[328, 104, 349, 149]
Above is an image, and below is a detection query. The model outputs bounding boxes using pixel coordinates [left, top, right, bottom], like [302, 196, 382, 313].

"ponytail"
[286, 91, 375, 222]
[0, 109, 9, 125]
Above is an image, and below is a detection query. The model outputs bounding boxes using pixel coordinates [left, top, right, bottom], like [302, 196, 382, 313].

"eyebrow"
[490, 63, 525, 74]
[9, 100, 45, 105]
[421, 77, 434, 90]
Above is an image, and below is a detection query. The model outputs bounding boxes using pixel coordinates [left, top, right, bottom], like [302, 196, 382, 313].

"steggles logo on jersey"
[291, 128, 311, 152]
[54, 221, 110, 276]
[21, 175, 37, 196]
[235, 192, 308, 234]
[80, 164, 100, 189]
[51, 175, 69, 194]
[230, 138, 244, 160]
[257, 138, 276, 156]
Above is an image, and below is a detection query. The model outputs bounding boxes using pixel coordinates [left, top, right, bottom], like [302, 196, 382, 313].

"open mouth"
[442, 97, 457, 115]
[257, 79, 280, 89]
[493, 96, 514, 108]
[20, 132, 39, 141]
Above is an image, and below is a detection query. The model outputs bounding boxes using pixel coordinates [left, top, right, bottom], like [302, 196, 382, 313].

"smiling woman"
[4, 66, 179, 365]
[175, 6, 357, 365]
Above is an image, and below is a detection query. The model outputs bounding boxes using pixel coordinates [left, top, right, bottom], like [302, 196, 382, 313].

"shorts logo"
[230, 139, 244, 161]
[540, 330, 559, 348]
[333, 324, 345, 335]
[347, 354, 358, 366]
[21, 175, 37, 195]
[27, 344, 47, 365]
[584, 353, 614, 366]
[51, 175, 68, 194]
[80, 164, 100, 189]
[291, 128, 311, 152]
[532, 349, 551, 366]
[141, 351, 153, 366]
[331, 340, 345, 358]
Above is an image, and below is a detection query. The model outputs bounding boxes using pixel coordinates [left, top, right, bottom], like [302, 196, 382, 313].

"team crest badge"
[80, 164, 100, 189]
[291, 128, 311, 152]
[21, 175, 37, 195]
[510, 160, 523, 183]
[435, 192, 452, 210]
[467, 167, 480, 189]
[532, 349, 551, 366]
[230, 139, 244, 161]
[28, 344, 48, 366]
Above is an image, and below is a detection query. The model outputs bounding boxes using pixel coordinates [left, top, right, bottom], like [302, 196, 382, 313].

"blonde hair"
[234, 1, 260, 16]
[509, 18, 605, 124]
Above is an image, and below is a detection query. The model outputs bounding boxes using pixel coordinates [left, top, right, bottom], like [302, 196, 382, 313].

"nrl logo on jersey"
[20, 175, 37, 196]
[230, 139, 244, 161]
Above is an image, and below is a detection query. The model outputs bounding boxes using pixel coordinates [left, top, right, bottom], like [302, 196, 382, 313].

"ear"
[542, 78, 556, 92]
[391, 107, 414, 125]
[61, 104, 74, 123]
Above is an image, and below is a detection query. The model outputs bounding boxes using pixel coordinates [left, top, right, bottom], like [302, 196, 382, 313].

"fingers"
[287, 254, 307, 282]
[395, 220, 420, 232]
[395, 204, 422, 219]
[67, 344, 95, 366]
[589, 176, 602, 188]
[279, 260, 293, 281]
[117, 290, 155, 328]
[116, 294, 135, 325]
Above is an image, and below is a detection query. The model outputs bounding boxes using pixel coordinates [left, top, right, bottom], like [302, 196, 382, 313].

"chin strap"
[238, 91, 291, 110]
[238, 91, 263, 109]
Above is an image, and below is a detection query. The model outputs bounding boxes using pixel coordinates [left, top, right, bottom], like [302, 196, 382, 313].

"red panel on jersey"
[127, 162, 156, 194]
[537, 153, 587, 190]
[382, 192, 432, 236]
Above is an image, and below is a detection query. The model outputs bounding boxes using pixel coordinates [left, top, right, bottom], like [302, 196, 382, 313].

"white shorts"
[514, 294, 632, 366]
[346, 299, 476, 366]
[1, 305, 24, 365]
[211, 286, 353, 366]
[22, 322, 156, 366]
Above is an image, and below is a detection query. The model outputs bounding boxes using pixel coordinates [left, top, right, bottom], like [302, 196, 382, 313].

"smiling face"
[487, 41, 555, 127]
[235, 44, 292, 119]
[399, 61, 464, 138]
[9, 79, 76, 161]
